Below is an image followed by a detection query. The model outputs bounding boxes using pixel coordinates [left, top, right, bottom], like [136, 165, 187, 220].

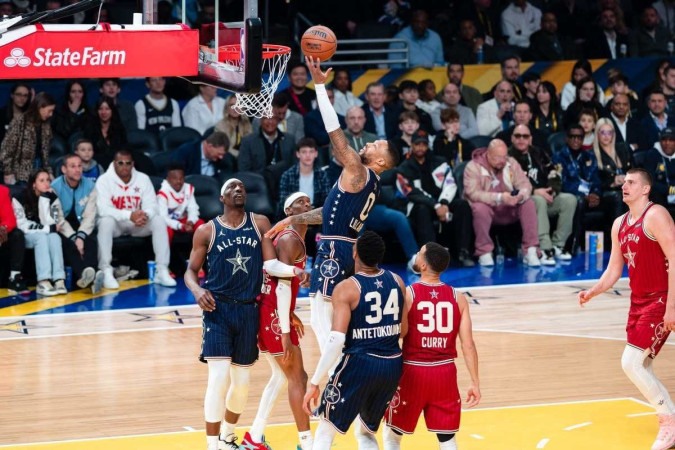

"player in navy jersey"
[383, 242, 480, 450]
[302, 231, 407, 450]
[266, 56, 400, 355]
[579, 168, 675, 450]
[241, 192, 314, 450]
[184, 178, 308, 450]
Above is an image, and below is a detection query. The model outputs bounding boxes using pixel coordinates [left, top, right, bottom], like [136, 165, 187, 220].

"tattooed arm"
[306, 56, 367, 193]
[264, 207, 323, 239]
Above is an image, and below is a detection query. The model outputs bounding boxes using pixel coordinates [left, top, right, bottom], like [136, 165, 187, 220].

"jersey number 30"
[365, 289, 400, 325]
[417, 301, 454, 333]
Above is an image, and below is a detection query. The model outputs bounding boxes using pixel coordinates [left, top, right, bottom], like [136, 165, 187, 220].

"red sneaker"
[239, 431, 272, 449]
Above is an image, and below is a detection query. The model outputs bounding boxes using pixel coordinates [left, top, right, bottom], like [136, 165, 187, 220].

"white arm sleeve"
[315, 84, 341, 132]
[276, 279, 292, 333]
[263, 258, 300, 278]
[310, 331, 345, 385]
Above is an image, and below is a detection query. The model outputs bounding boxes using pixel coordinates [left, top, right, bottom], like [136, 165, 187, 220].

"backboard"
[186, 0, 264, 94]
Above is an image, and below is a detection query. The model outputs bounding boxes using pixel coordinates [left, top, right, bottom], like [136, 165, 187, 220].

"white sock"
[220, 421, 236, 441]
[354, 420, 379, 450]
[314, 420, 338, 450]
[439, 436, 458, 449]
[9, 271, 20, 280]
[382, 425, 402, 450]
[298, 430, 314, 450]
[206, 435, 219, 450]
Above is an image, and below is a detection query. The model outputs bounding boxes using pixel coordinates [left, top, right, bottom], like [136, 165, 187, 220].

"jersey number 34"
[365, 289, 400, 325]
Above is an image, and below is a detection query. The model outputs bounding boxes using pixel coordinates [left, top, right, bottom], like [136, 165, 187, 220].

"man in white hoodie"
[95, 150, 176, 288]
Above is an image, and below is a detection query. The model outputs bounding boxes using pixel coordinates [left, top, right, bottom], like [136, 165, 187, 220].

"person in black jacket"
[396, 130, 474, 266]
[643, 127, 675, 218]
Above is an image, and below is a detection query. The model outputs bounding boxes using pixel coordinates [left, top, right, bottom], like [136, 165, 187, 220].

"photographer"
[509, 124, 577, 264]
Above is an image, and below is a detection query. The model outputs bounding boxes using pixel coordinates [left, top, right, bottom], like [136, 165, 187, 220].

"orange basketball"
[301, 25, 337, 61]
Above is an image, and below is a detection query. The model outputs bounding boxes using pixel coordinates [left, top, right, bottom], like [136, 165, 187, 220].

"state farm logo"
[3, 46, 126, 68]
[4, 48, 31, 68]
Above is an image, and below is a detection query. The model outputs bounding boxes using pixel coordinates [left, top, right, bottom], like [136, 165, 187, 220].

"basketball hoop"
[219, 43, 291, 119]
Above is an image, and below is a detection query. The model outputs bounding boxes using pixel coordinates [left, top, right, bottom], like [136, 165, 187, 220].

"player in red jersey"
[240, 192, 314, 450]
[579, 168, 675, 450]
[383, 242, 480, 450]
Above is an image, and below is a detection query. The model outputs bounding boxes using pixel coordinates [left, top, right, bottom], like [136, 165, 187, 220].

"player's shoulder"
[645, 202, 671, 220]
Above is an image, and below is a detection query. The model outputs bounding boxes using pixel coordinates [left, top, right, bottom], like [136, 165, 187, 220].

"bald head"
[487, 139, 508, 170]
[346, 106, 366, 134]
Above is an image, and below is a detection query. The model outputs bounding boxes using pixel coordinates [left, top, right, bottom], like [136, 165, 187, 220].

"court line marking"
[536, 438, 550, 448]
[564, 422, 592, 431]
[0, 397, 648, 448]
[627, 412, 656, 418]
[469, 434, 485, 440]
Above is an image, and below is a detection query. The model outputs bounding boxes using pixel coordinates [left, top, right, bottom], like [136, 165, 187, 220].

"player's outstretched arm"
[646, 205, 675, 330]
[185, 222, 216, 312]
[264, 207, 323, 239]
[306, 56, 363, 177]
[579, 218, 625, 307]
[457, 292, 481, 408]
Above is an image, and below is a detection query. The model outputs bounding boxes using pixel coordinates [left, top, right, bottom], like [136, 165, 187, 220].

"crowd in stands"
[3, 0, 675, 294]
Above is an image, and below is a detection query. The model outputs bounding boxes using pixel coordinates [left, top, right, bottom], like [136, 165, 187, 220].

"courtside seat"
[235, 171, 275, 219]
[159, 127, 202, 153]
[150, 150, 176, 178]
[127, 129, 160, 156]
[185, 174, 222, 221]
[548, 131, 567, 155]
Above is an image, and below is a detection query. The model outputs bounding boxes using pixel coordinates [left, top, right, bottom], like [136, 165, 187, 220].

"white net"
[220, 44, 291, 119]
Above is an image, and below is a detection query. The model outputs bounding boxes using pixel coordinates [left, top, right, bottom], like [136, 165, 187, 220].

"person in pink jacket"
[463, 139, 541, 267]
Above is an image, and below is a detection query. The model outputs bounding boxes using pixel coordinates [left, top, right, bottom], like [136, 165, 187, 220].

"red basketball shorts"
[384, 362, 461, 434]
[258, 302, 299, 355]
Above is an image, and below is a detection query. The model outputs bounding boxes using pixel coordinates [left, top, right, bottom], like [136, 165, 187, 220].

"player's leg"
[436, 433, 457, 449]
[276, 346, 313, 449]
[246, 353, 288, 447]
[314, 419, 338, 450]
[204, 359, 232, 450]
[311, 292, 333, 353]
[354, 419, 379, 450]
[382, 425, 403, 450]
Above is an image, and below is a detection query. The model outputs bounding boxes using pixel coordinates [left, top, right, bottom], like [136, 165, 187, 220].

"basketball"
[301, 25, 337, 61]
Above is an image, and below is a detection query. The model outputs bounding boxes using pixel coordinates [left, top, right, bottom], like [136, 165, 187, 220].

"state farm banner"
[0, 24, 199, 78]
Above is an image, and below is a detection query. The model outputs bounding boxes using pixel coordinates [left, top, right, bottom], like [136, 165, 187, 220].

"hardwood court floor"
[0, 279, 673, 449]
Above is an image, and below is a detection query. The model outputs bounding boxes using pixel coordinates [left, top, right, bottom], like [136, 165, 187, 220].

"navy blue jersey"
[322, 168, 380, 239]
[142, 96, 175, 136]
[205, 213, 263, 300]
[344, 270, 403, 357]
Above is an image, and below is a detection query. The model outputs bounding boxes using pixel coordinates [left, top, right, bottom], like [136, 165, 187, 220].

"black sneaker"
[8, 274, 30, 295]
[458, 249, 476, 267]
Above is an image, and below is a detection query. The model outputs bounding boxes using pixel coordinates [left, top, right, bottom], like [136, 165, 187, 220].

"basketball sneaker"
[652, 414, 675, 450]
[217, 434, 238, 450]
[239, 431, 272, 449]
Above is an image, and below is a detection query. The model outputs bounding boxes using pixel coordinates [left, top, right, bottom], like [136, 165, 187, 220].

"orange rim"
[218, 44, 291, 61]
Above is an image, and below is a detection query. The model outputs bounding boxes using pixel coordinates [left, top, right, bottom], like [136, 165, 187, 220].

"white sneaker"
[523, 247, 541, 267]
[53, 279, 68, 295]
[91, 270, 104, 294]
[554, 246, 572, 261]
[540, 250, 556, 266]
[76, 267, 96, 289]
[652, 414, 675, 450]
[155, 266, 177, 287]
[36, 280, 58, 296]
[103, 268, 120, 290]
[478, 253, 494, 266]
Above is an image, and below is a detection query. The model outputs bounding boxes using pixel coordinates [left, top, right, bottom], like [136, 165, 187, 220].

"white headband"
[284, 191, 310, 212]
[220, 178, 242, 196]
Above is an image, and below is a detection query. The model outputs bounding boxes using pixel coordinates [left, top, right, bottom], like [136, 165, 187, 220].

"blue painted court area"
[0, 252, 624, 316]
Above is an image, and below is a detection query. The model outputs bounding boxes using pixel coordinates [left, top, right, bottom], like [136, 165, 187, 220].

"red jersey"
[259, 229, 306, 309]
[403, 281, 460, 366]
[618, 202, 669, 303]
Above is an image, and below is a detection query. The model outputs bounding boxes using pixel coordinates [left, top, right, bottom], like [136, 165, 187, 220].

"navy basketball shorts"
[200, 300, 259, 367]
[310, 238, 355, 300]
[318, 352, 403, 434]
